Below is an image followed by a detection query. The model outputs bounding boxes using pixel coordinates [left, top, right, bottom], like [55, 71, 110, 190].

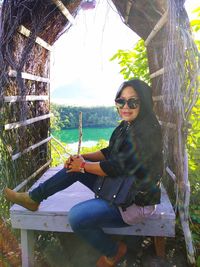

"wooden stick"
[4, 95, 49, 102]
[52, 0, 76, 25]
[125, 0, 133, 24]
[13, 159, 52, 192]
[178, 150, 195, 264]
[166, 166, 176, 182]
[12, 137, 52, 161]
[18, 25, 52, 51]
[150, 68, 164, 79]
[5, 113, 52, 130]
[145, 11, 168, 46]
[77, 112, 82, 155]
[8, 70, 50, 83]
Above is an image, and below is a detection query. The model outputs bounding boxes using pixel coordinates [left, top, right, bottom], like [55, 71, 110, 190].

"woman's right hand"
[64, 155, 73, 168]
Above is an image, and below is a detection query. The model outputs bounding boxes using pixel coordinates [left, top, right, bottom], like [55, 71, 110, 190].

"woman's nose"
[123, 102, 129, 108]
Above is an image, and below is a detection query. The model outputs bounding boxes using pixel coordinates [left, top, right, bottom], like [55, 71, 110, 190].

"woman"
[5, 79, 163, 267]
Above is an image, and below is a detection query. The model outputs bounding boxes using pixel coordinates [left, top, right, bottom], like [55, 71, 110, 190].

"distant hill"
[51, 103, 120, 130]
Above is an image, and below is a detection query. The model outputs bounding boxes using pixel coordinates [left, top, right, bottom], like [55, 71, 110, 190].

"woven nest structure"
[0, 0, 199, 264]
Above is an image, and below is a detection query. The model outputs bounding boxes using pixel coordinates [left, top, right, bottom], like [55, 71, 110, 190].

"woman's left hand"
[67, 155, 85, 173]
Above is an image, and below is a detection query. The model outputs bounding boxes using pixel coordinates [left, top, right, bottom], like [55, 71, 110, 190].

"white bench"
[10, 165, 176, 267]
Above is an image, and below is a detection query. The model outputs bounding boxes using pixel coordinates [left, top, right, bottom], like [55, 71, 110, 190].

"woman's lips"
[122, 112, 132, 116]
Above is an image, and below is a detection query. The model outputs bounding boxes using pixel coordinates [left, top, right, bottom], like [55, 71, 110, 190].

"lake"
[52, 127, 115, 151]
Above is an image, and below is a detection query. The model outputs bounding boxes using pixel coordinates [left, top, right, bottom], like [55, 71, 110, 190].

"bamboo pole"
[150, 68, 164, 79]
[77, 112, 82, 155]
[18, 25, 52, 51]
[178, 148, 196, 265]
[145, 11, 168, 46]
[8, 70, 50, 83]
[13, 159, 52, 192]
[125, 0, 133, 24]
[12, 136, 52, 161]
[5, 113, 52, 130]
[4, 95, 49, 103]
[52, 0, 76, 25]
[166, 166, 176, 182]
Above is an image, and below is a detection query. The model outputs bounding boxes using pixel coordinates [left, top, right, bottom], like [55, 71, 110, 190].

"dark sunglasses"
[115, 97, 140, 109]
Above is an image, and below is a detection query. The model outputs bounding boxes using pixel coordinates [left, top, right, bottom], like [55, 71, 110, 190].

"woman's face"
[116, 86, 140, 122]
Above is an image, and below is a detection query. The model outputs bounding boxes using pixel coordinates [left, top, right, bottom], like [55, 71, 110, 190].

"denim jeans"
[29, 168, 128, 257]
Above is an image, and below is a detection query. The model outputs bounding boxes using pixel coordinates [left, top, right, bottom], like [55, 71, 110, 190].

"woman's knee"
[68, 204, 85, 231]
[69, 200, 99, 231]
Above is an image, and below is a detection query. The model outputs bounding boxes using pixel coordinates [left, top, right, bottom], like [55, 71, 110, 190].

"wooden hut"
[0, 0, 199, 265]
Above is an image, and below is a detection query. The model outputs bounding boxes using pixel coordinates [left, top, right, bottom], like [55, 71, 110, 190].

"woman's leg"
[29, 168, 98, 203]
[68, 198, 128, 257]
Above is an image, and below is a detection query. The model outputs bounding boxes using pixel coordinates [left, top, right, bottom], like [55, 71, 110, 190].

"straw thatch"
[0, 0, 199, 265]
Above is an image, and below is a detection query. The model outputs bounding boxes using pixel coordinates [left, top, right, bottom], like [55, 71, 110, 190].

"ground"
[35, 228, 190, 267]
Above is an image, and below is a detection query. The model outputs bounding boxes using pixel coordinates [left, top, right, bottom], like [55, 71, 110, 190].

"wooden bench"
[10, 165, 176, 267]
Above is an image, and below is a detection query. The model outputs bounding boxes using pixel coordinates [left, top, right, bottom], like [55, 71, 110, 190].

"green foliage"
[197, 255, 200, 267]
[187, 11, 200, 247]
[110, 39, 150, 84]
[50, 139, 71, 167]
[81, 139, 108, 154]
[190, 7, 200, 32]
[50, 104, 119, 131]
[51, 139, 108, 167]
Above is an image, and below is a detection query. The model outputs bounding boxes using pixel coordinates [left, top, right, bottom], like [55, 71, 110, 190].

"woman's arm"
[81, 150, 106, 161]
[67, 155, 107, 176]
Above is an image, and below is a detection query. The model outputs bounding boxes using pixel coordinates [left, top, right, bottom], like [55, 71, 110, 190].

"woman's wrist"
[79, 161, 86, 173]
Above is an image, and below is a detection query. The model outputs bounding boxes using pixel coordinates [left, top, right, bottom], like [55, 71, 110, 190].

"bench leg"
[21, 229, 35, 267]
[153, 236, 165, 258]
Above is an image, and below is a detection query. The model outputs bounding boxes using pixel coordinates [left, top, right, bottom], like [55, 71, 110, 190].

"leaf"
[197, 256, 200, 267]
[190, 19, 200, 27]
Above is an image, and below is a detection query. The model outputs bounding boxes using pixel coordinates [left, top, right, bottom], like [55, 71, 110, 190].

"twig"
[77, 112, 82, 155]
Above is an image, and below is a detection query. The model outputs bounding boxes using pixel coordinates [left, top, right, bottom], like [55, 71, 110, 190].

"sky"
[50, 0, 199, 107]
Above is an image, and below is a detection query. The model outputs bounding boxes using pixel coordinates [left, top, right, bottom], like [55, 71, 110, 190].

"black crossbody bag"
[93, 123, 139, 209]
[93, 175, 138, 210]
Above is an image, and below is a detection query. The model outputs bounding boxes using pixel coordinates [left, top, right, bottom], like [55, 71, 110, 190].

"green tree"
[110, 39, 150, 83]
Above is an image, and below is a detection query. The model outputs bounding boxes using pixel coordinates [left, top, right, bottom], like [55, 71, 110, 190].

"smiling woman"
[5, 78, 164, 267]
[0, 0, 198, 265]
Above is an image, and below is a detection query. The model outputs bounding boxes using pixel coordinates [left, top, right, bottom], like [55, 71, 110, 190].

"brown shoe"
[4, 187, 39, 211]
[96, 241, 127, 267]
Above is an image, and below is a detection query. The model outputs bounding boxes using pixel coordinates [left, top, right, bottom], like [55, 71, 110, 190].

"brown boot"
[4, 187, 39, 211]
[96, 241, 127, 267]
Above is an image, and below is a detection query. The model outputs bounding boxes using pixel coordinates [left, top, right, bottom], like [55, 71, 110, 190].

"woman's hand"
[64, 155, 73, 169]
[67, 155, 85, 173]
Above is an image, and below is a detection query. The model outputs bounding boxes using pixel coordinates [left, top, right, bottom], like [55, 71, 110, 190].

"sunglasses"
[115, 97, 140, 109]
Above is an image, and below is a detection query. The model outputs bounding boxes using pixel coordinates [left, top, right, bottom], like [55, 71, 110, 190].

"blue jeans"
[29, 168, 128, 257]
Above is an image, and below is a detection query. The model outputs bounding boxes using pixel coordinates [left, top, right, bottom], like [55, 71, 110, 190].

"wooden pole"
[52, 0, 76, 25]
[178, 148, 196, 265]
[77, 112, 82, 155]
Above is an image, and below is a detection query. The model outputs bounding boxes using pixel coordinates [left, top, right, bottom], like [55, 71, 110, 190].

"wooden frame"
[8, 70, 50, 83]
[52, 0, 76, 25]
[18, 25, 52, 51]
[4, 95, 49, 102]
[5, 114, 52, 130]
[13, 159, 52, 192]
[150, 68, 164, 79]
[145, 11, 168, 46]
[12, 136, 52, 161]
